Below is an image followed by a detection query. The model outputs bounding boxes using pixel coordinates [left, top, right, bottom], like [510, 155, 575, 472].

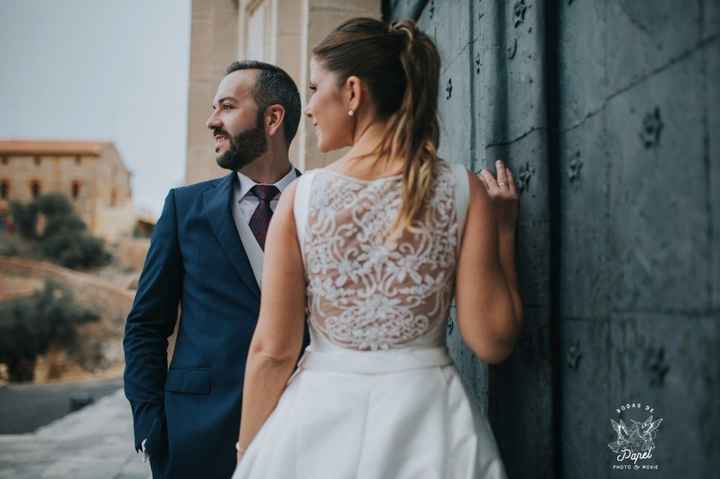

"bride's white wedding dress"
[232, 159, 508, 478]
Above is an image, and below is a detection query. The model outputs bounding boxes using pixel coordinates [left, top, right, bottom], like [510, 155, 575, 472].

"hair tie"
[389, 20, 415, 45]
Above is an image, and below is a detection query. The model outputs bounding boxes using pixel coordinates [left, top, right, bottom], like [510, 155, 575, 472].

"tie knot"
[250, 184, 280, 202]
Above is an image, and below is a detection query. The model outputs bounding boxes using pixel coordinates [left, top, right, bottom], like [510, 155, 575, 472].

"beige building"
[0, 139, 134, 239]
[185, 0, 381, 184]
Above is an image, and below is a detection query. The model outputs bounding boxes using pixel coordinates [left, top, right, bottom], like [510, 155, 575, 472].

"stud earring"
[348, 110, 354, 116]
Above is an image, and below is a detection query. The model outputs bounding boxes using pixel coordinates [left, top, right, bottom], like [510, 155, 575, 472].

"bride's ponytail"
[382, 20, 440, 236]
[312, 18, 442, 237]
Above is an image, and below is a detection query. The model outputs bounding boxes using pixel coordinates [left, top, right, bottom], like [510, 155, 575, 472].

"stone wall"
[0, 154, 101, 230]
[184, 0, 240, 184]
[387, 0, 720, 477]
[552, 1, 720, 477]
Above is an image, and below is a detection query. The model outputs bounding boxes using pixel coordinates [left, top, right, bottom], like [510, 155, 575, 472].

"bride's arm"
[236, 179, 305, 457]
[455, 170, 522, 364]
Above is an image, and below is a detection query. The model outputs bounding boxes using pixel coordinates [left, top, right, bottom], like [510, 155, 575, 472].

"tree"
[8, 193, 112, 270]
[9, 200, 38, 239]
[0, 280, 100, 382]
[40, 232, 112, 269]
[36, 193, 74, 218]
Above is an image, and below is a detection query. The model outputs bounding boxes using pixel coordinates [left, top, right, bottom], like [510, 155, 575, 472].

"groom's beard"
[215, 120, 268, 171]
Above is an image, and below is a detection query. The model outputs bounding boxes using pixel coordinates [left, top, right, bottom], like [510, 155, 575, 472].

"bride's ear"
[345, 75, 363, 114]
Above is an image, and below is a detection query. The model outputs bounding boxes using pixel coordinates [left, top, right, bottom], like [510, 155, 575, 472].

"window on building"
[75, 156, 81, 165]
[72, 180, 81, 200]
[111, 189, 117, 207]
[34, 157, 41, 166]
[30, 180, 41, 199]
[1, 157, 8, 165]
[1, 179, 9, 199]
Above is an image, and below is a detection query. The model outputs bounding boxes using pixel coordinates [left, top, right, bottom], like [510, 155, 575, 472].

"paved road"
[0, 388, 150, 479]
[0, 377, 124, 434]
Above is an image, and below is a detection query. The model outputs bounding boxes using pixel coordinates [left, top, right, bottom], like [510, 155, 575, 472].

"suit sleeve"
[123, 188, 183, 452]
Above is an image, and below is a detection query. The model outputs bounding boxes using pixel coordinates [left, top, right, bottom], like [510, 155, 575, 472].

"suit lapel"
[202, 167, 303, 301]
[203, 172, 260, 300]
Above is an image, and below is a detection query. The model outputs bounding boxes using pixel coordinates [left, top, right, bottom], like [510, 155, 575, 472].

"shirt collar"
[236, 166, 298, 202]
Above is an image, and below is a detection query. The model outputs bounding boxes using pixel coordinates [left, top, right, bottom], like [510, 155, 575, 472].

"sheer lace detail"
[302, 160, 460, 351]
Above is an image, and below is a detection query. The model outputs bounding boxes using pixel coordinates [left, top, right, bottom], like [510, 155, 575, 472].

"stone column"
[298, 0, 382, 170]
[185, 0, 240, 184]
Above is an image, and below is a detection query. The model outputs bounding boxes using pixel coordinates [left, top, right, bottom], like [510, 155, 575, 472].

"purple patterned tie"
[248, 184, 280, 250]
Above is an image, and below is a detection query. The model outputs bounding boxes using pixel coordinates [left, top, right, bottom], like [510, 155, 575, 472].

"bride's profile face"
[305, 57, 352, 153]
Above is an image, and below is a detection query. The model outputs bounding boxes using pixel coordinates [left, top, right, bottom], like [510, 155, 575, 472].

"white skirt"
[232, 345, 508, 479]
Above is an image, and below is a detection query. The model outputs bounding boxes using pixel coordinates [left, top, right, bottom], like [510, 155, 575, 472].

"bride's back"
[294, 158, 468, 352]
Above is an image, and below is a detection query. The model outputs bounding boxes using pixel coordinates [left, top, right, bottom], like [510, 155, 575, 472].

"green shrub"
[8, 194, 112, 270]
[36, 193, 74, 218]
[0, 236, 19, 256]
[0, 280, 100, 382]
[42, 213, 86, 239]
[40, 232, 112, 269]
[9, 201, 38, 239]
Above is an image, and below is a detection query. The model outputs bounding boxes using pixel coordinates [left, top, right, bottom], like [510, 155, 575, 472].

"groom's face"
[207, 69, 268, 171]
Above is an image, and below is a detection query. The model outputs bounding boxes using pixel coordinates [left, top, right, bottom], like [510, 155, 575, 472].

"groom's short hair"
[225, 60, 301, 146]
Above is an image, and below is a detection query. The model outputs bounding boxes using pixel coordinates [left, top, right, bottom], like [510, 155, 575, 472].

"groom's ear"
[264, 104, 287, 140]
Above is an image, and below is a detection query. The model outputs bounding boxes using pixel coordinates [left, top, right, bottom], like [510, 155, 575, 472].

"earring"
[348, 110, 354, 117]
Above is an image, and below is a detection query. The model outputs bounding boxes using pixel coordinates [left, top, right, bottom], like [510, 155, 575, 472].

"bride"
[232, 17, 522, 478]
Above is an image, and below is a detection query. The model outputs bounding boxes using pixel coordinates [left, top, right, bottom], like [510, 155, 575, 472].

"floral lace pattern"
[302, 160, 460, 351]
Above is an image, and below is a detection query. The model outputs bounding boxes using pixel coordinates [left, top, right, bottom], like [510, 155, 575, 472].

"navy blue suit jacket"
[123, 169, 307, 478]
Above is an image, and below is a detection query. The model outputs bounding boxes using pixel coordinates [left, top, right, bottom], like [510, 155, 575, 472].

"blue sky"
[0, 0, 192, 218]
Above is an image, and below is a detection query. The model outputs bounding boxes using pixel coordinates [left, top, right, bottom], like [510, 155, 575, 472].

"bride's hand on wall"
[478, 160, 519, 236]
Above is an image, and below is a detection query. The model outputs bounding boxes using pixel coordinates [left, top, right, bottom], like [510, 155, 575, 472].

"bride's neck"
[344, 118, 402, 170]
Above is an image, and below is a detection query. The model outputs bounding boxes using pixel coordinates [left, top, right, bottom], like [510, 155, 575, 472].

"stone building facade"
[0, 140, 133, 238]
[184, 0, 381, 184]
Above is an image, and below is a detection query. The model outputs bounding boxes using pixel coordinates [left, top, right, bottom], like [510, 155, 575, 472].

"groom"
[123, 60, 307, 479]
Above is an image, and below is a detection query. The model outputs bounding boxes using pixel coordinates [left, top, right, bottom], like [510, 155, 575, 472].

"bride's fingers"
[477, 171, 489, 191]
[495, 160, 508, 190]
[479, 169, 498, 194]
[506, 169, 518, 197]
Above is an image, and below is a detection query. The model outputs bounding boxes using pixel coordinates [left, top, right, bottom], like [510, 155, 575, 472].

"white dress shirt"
[232, 166, 299, 287]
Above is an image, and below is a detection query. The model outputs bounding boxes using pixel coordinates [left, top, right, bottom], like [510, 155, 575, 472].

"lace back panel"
[296, 160, 467, 351]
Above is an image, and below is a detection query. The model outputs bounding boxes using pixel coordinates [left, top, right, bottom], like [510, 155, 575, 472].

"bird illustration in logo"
[608, 415, 663, 453]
